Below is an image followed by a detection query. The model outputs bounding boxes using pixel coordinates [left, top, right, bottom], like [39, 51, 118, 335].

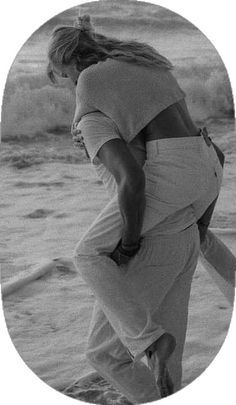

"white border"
[1, 1, 235, 404]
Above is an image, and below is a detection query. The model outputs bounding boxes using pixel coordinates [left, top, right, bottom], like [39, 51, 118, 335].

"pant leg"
[73, 248, 165, 361]
[74, 224, 199, 359]
[86, 302, 160, 404]
[155, 236, 199, 391]
[200, 230, 236, 305]
[85, 225, 199, 400]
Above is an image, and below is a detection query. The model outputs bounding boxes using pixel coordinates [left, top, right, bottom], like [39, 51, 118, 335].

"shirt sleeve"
[76, 112, 122, 163]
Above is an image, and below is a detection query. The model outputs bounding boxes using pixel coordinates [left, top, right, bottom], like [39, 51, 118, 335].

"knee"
[86, 339, 119, 370]
[73, 237, 93, 257]
[85, 347, 97, 367]
[85, 346, 108, 368]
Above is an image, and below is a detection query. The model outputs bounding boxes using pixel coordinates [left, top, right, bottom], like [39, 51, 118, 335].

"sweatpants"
[73, 134, 222, 402]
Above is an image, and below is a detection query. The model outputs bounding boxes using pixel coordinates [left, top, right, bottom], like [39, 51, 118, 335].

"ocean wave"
[0, 140, 86, 169]
[176, 65, 234, 121]
[2, 76, 75, 141]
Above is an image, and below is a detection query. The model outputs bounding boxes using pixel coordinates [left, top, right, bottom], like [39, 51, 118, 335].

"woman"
[47, 15, 231, 403]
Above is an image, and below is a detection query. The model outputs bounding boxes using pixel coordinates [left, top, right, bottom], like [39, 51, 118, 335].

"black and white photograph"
[1, 0, 235, 404]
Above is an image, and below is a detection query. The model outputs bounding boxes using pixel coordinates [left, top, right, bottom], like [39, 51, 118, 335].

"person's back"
[142, 99, 198, 141]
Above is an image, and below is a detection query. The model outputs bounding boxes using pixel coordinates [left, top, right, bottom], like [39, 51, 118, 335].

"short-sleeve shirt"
[77, 112, 121, 164]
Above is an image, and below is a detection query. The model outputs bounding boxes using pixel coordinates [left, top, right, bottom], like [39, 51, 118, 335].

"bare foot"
[145, 333, 176, 397]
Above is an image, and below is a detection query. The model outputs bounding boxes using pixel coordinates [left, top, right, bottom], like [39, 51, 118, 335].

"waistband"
[146, 127, 211, 157]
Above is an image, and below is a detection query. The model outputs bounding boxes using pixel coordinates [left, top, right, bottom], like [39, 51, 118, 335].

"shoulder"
[76, 66, 95, 97]
[76, 59, 122, 94]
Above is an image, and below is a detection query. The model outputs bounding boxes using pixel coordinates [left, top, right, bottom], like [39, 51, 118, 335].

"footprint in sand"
[24, 209, 55, 219]
[0, 203, 10, 208]
[54, 213, 69, 218]
[218, 305, 229, 310]
[14, 181, 64, 188]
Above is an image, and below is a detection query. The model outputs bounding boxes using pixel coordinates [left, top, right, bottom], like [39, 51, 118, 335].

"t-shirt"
[77, 112, 121, 163]
[73, 58, 185, 141]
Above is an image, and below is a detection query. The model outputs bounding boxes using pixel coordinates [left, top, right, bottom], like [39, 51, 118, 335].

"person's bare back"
[143, 99, 199, 142]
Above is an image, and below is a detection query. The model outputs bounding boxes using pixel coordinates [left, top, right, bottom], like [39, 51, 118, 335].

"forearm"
[118, 178, 146, 246]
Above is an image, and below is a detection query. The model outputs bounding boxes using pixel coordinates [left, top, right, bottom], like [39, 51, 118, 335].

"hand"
[71, 121, 80, 137]
[71, 122, 82, 148]
[71, 123, 90, 158]
[110, 246, 132, 266]
[110, 240, 141, 266]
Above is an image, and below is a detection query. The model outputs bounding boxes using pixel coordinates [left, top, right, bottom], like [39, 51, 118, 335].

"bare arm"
[97, 138, 146, 249]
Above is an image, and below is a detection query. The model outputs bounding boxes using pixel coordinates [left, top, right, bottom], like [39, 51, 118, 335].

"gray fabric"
[74, 225, 199, 403]
[73, 59, 185, 140]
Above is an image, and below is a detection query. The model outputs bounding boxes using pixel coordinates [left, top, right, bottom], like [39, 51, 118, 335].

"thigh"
[74, 187, 180, 257]
[125, 224, 200, 314]
[158, 255, 198, 391]
[74, 194, 122, 256]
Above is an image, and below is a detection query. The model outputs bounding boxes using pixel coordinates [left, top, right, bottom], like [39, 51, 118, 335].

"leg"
[200, 230, 235, 305]
[196, 141, 235, 302]
[73, 195, 174, 360]
[86, 302, 160, 404]
[74, 242, 166, 361]
[155, 248, 198, 392]
[74, 225, 198, 360]
[74, 205, 198, 401]
[142, 226, 199, 394]
[145, 333, 176, 397]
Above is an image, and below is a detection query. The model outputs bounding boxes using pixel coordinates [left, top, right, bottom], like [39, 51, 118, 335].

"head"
[47, 14, 173, 85]
[47, 15, 107, 85]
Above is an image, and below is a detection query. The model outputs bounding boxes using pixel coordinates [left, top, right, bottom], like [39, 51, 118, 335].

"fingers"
[71, 121, 81, 136]
[110, 248, 133, 266]
[71, 128, 81, 137]
[71, 122, 83, 147]
[72, 133, 82, 143]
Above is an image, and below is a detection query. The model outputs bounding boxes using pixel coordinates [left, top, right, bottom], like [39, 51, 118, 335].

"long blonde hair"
[47, 14, 173, 82]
